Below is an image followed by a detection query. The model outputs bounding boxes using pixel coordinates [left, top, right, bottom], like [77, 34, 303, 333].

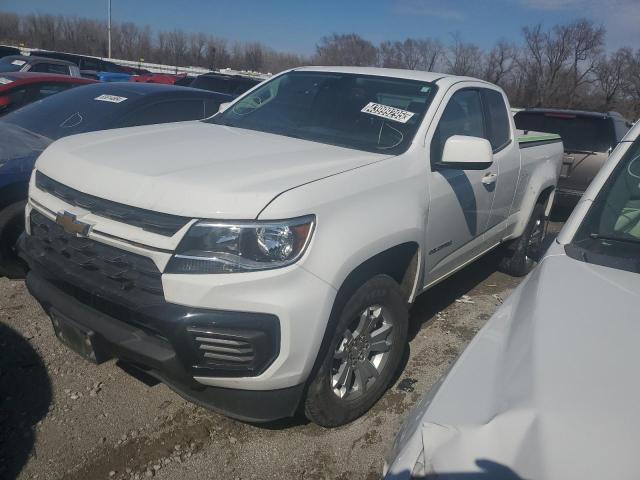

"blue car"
[0, 82, 228, 277]
[96, 71, 133, 82]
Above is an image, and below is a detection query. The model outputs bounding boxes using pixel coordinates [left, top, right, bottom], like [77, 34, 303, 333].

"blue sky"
[2, 0, 638, 54]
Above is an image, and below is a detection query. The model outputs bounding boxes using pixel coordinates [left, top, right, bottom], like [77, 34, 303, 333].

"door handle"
[482, 172, 497, 185]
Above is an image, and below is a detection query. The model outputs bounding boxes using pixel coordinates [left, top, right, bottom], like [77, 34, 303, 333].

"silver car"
[384, 121, 640, 479]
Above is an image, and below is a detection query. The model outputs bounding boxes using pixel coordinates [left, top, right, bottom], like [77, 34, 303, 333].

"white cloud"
[393, 0, 465, 21]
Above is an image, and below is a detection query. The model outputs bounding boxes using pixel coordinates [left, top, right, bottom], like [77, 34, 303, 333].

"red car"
[0, 72, 96, 116]
[131, 73, 188, 85]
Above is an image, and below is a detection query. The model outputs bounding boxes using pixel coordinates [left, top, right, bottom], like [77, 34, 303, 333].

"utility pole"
[107, 0, 112, 58]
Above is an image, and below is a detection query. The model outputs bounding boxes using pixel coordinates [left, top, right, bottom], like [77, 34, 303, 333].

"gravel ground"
[1, 223, 561, 480]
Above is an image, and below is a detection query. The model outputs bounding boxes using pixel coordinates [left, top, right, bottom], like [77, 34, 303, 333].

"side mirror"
[218, 102, 231, 113]
[441, 135, 493, 169]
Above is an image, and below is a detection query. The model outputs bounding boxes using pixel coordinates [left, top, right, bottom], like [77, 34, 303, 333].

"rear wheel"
[304, 275, 408, 427]
[499, 202, 546, 277]
[0, 200, 28, 279]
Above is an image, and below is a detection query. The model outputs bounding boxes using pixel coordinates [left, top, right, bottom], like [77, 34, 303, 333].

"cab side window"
[481, 89, 511, 152]
[430, 89, 484, 166]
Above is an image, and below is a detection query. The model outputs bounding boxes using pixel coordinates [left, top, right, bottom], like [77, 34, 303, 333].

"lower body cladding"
[19, 210, 337, 423]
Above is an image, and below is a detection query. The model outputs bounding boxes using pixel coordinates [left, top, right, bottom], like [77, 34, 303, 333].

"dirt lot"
[0, 224, 561, 480]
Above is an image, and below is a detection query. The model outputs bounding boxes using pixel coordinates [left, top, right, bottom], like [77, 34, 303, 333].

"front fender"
[258, 154, 426, 293]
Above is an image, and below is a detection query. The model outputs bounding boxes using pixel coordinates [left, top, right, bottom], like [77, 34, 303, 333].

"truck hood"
[387, 249, 640, 479]
[35, 121, 389, 219]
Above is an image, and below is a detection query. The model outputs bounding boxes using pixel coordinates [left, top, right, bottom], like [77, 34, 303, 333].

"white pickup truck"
[20, 67, 563, 426]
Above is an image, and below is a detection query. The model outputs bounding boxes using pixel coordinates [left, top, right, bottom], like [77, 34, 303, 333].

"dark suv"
[188, 72, 261, 97]
[514, 108, 632, 207]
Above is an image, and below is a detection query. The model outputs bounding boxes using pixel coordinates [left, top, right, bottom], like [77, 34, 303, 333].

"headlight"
[165, 215, 315, 274]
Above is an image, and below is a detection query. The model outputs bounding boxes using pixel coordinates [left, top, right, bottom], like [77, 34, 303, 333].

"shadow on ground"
[0, 322, 52, 480]
[407, 248, 505, 341]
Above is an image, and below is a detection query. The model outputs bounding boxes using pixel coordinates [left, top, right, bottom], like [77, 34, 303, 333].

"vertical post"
[107, 0, 112, 58]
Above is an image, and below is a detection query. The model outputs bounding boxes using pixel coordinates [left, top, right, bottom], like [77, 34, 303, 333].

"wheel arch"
[302, 242, 419, 400]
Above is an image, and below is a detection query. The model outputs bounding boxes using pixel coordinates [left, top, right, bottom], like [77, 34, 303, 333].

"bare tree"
[243, 42, 265, 71]
[204, 37, 231, 70]
[482, 39, 516, 86]
[379, 38, 442, 71]
[315, 33, 377, 66]
[595, 48, 631, 110]
[0, 11, 22, 43]
[446, 34, 481, 76]
[565, 19, 605, 106]
[165, 29, 188, 67]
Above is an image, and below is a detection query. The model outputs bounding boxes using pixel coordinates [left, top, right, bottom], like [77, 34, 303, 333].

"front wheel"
[498, 202, 546, 277]
[304, 275, 408, 427]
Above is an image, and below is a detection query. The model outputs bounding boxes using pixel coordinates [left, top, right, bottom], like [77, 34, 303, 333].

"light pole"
[107, 0, 112, 58]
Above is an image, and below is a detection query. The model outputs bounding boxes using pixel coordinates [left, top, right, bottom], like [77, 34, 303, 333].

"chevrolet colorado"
[20, 67, 563, 426]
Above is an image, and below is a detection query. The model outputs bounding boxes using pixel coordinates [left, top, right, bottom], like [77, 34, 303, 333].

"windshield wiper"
[590, 233, 640, 245]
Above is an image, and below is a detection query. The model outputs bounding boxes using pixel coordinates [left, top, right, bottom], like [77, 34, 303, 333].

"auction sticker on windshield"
[11, 60, 26, 66]
[361, 102, 415, 124]
[0, 77, 13, 85]
[94, 94, 127, 103]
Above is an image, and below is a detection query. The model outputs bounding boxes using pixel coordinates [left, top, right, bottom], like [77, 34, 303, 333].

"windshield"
[0, 85, 133, 140]
[0, 62, 21, 73]
[514, 112, 615, 153]
[569, 139, 640, 273]
[208, 71, 436, 154]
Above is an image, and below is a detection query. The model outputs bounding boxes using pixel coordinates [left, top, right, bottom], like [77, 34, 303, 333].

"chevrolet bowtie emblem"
[55, 211, 92, 237]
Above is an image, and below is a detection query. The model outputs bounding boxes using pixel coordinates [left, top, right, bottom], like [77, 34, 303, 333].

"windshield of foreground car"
[208, 71, 436, 155]
[0, 84, 133, 140]
[569, 139, 640, 273]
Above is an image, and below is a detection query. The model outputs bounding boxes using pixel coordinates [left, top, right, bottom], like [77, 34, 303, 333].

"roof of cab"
[291, 66, 488, 87]
[1, 55, 77, 66]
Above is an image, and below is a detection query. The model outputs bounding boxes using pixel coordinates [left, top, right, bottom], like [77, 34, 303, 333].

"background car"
[0, 45, 21, 58]
[186, 72, 261, 97]
[95, 71, 132, 82]
[29, 50, 148, 75]
[132, 73, 189, 85]
[0, 82, 228, 278]
[0, 55, 81, 77]
[384, 121, 640, 480]
[514, 108, 632, 209]
[0, 72, 96, 116]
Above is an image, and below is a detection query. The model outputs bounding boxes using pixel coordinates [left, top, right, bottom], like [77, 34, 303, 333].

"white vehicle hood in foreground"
[387, 247, 640, 479]
[35, 121, 389, 219]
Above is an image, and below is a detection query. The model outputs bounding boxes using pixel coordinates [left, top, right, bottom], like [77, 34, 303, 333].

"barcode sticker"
[94, 94, 127, 103]
[361, 102, 415, 124]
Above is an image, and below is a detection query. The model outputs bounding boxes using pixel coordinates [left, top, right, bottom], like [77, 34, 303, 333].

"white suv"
[20, 67, 562, 426]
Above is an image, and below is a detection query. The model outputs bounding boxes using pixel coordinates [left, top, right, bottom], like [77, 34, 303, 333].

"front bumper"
[24, 268, 304, 422]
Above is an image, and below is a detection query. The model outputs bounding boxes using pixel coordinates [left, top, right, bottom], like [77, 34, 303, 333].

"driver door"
[423, 87, 498, 285]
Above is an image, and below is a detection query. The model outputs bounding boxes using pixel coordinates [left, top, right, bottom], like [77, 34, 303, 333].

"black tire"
[0, 200, 28, 279]
[499, 202, 546, 277]
[304, 275, 408, 427]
